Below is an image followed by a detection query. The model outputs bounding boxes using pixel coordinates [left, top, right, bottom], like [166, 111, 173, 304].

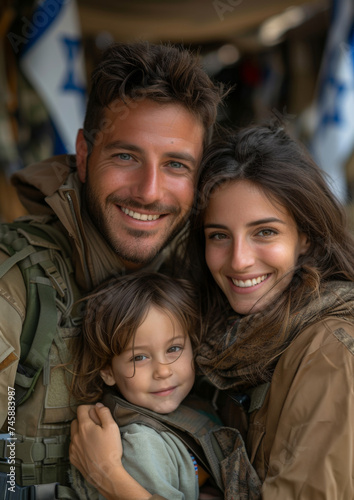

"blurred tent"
[77, 0, 328, 47]
[75, 0, 330, 129]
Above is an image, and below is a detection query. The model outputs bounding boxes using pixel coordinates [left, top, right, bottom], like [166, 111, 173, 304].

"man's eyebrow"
[104, 141, 198, 166]
[104, 141, 143, 154]
[204, 218, 286, 229]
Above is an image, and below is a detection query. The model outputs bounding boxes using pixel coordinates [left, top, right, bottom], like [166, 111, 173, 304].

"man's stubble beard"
[83, 183, 190, 266]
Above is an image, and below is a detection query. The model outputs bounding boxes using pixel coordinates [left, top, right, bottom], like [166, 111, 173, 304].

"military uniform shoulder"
[11, 155, 75, 197]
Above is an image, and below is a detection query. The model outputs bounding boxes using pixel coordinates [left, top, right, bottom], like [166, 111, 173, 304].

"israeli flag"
[310, 0, 354, 202]
[18, 0, 86, 154]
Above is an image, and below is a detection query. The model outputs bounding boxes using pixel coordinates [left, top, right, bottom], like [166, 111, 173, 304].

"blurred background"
[1, 0, 353, 226]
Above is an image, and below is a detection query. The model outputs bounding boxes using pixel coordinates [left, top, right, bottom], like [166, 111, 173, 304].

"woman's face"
[204, 180, 309, 315]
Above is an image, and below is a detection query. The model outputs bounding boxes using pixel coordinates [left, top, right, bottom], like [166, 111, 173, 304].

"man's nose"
[132, 161, 162, 205]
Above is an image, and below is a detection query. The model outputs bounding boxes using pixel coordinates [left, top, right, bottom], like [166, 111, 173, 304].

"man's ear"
[100, 366, 116, 386]
[76, 129, 88, 183]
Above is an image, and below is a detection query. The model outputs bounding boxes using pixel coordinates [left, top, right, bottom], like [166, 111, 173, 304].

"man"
[0, 41, 224, 498]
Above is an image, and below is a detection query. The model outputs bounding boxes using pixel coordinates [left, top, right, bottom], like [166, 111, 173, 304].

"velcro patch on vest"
[0, 351, 18, 371]
[0, 330, 18, 371]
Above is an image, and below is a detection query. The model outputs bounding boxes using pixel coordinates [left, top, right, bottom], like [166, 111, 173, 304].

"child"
[70, 271, 225, 500]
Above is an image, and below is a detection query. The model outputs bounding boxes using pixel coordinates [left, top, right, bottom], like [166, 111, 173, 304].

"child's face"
[100, 306, 195, 414]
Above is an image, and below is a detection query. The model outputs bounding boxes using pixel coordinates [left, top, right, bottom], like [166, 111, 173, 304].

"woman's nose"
[230, 238, 256, 271]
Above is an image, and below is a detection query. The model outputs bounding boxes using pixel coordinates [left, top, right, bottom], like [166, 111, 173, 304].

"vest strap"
[0, 434, 70, 486]
[0, 245, 36, 278]
[0, 473, 78, 500]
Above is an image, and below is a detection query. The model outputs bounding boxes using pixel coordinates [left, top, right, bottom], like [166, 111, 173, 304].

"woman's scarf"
[196, 281, 354, 391]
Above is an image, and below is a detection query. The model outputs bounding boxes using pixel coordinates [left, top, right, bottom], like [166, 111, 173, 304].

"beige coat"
[247, 316, 354, 499]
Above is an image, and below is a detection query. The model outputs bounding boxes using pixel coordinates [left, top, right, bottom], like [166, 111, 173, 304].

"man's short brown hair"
[83, 41, 225, 150]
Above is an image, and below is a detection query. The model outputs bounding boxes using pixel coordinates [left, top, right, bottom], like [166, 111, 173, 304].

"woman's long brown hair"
[184, 121, 354, 383]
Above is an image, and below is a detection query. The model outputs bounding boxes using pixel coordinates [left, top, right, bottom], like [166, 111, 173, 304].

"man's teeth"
[121, 207, 160, 221]
[232, 275, 268, 288]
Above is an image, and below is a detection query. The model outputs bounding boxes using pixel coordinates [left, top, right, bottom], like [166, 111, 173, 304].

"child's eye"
[166, 345, 184, 360]
[167, 345, 183, 354]
[132, 354, 148, 362]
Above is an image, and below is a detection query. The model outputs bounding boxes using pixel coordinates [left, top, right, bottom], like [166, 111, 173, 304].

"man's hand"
[70, 403, 154, 500]
[70, 403, 123, 490]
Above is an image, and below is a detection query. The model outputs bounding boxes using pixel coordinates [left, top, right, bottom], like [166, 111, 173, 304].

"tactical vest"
[0, 219, 83, 498]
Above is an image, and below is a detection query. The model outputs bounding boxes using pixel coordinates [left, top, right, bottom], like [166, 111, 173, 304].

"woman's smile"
[230, 273, 269, 289]
[204, 180, 309, 315]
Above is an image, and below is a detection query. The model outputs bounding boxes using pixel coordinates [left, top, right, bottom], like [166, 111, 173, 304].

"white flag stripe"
[20, 0, 86, 154]
[310, 0, 354, 202]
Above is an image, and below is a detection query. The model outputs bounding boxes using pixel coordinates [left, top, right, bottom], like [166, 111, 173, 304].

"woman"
[70, 122, 354, 499]
[188, 122, 354, 498]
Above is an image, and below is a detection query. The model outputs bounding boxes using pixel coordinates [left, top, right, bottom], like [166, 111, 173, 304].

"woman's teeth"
[231, 274, 268, 288]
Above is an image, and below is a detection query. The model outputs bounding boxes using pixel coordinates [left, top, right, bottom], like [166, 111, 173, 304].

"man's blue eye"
[118, 153, 132, 160]
[170, 161, 184, 169]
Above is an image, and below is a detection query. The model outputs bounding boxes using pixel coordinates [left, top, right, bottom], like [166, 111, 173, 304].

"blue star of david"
[317, 44, 354, 131]
[60, 36, 86, 97]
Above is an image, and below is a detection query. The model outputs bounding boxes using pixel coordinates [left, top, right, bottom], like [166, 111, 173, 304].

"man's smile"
[120, 206, 163, 221]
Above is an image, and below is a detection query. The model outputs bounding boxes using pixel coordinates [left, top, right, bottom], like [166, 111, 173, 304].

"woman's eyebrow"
[204, 218, 285, 229]
[204, 223, 228, 229]
[246, 217, 285, 227]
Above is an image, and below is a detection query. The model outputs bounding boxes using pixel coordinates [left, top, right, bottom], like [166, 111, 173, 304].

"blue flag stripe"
[19, 0, 66, 58]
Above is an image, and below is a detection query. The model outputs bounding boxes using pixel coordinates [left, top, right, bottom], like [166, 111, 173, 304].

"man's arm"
[0, 255, 25, 428]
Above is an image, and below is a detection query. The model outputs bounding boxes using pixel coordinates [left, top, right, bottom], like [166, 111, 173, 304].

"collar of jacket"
[197, 280, 354, 391]
[12, 155, 94, 289]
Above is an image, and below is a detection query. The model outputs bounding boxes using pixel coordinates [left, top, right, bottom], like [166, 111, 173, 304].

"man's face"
[76, 99, 204, 269]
